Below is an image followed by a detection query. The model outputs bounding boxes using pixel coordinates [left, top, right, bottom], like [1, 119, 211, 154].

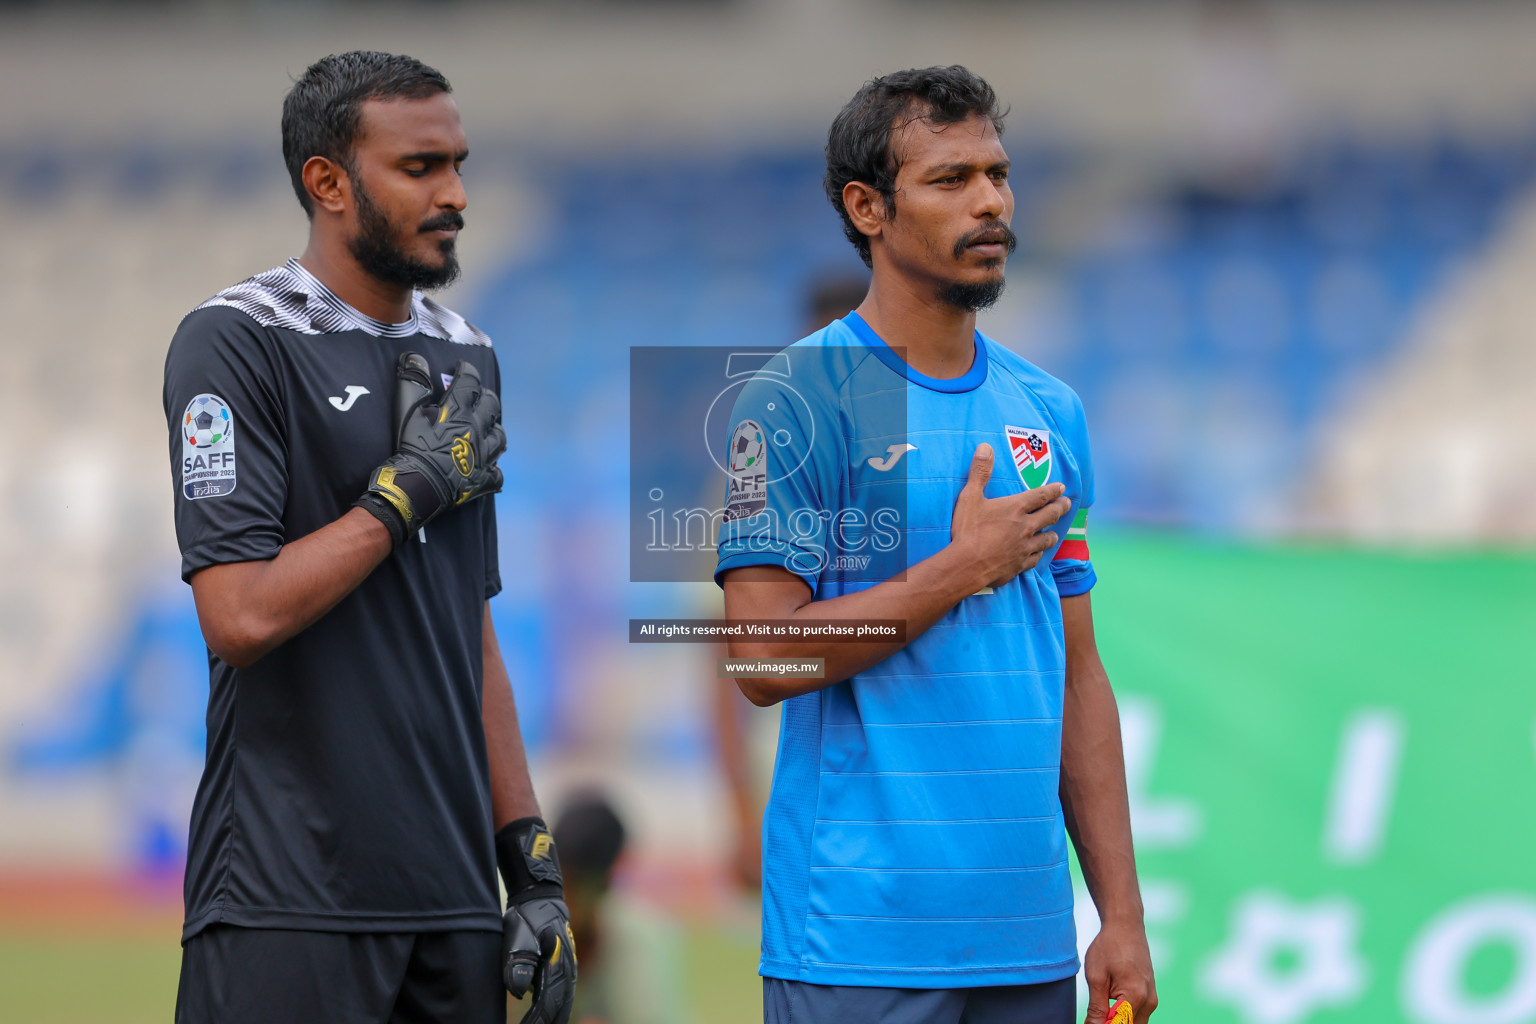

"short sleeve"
[478, 349, 503, 600]
[481, 496, 502, 599]
[714, 365, 842, 595]
[163, 305, 289, 582]
[1050, 388, 1097, 598]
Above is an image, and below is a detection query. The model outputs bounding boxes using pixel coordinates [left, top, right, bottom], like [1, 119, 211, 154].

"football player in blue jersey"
[716, 67, 1156, 1024]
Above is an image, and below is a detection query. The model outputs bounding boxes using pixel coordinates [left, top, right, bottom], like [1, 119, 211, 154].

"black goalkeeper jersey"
[163, 259, 504, 940]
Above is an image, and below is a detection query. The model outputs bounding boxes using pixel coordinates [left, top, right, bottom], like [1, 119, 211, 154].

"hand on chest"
[290, 343, 463, 494]
[850, 402, 1073, 520]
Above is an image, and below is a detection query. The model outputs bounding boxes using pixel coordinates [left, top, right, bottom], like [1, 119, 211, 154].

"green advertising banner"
[1077, 535, 1536, 1024]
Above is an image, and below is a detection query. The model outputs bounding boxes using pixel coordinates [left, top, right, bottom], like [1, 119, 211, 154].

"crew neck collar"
[842, 311, 988, 394]
[286, 258, 420, 338]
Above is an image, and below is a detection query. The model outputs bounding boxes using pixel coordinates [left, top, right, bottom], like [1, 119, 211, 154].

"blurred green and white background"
[0, 1, 1533, 1021]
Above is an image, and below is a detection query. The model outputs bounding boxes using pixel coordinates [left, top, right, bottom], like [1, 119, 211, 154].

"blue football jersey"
[716, 312, 1097, 988]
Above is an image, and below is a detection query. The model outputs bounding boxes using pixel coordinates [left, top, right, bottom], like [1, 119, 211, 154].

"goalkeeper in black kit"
[164, 51, 574, 1024]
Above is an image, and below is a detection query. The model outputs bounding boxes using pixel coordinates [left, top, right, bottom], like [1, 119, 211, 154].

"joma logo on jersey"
[1005, 425, 1052, 489]
[327, 385, 369, 411]
[867, 443, 917, 472]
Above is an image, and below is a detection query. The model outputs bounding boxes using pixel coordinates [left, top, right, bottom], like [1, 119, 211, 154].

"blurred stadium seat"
[10, 119, 1533, 870]
[6, 108, 1536, 852]
[1045, 126, 1536, 532]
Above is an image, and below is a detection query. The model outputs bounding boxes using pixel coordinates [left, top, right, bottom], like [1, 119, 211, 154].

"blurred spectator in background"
[555, 791, 690, 1024]
[804, 276, 876, 335]
[711, 274, 868, 891]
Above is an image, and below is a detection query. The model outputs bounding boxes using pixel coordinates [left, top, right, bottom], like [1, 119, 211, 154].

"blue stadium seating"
[12, 126, 1534, 866]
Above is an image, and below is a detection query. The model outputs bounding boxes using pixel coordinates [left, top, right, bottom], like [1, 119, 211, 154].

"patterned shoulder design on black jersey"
[414, 294, 491, 347]
[191, 258, 491, 346]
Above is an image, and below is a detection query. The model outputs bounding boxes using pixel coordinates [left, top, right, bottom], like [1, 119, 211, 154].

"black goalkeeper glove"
[497, 817, 577, 1024]
[355, 352, 507, 548]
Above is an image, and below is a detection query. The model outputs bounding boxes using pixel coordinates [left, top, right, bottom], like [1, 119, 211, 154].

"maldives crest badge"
[1005, 425, 1052, 489]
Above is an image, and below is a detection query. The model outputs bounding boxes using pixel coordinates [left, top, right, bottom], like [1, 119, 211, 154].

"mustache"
[953, 222, 1018, 260]
[420, 211, 465, 234]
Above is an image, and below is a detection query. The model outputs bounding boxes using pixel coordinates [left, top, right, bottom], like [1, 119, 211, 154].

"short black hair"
[281, 51, 452, 217]
[824, 66, 1006, 267]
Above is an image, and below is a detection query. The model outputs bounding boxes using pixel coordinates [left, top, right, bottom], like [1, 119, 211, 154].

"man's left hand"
[502, 893, 577, 1024]
[1082, 919, 1157, 1024]
[497, 817, 577, 1024]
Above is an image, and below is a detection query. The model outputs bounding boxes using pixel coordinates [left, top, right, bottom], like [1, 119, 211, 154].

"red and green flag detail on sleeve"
[1054, 508, 1089, 561]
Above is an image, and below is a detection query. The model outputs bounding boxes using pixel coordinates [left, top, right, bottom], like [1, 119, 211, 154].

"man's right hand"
[355, 354, 507, 549]
[949, 443, 1071, 590]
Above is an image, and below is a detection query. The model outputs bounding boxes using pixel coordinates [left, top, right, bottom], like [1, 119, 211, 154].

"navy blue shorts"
[175, 925, 505, 1024]
[764, 976, 1075, 1024]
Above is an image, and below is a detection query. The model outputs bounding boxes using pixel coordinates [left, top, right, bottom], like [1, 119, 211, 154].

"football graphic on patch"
[730, 419, 766, 473]
[185, 395, 234, 449]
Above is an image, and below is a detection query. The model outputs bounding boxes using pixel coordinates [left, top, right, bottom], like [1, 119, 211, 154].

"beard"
[936, 220, 1018, 312]
[348, 176, 462, 291]
[938, 276, 1007, 313]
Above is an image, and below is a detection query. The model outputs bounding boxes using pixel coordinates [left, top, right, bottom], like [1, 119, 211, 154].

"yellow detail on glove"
[374, 467, 414, 523]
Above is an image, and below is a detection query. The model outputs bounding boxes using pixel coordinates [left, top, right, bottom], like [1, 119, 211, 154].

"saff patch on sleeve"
[181, 393, 237, 500]
[723, 418, 768, 521]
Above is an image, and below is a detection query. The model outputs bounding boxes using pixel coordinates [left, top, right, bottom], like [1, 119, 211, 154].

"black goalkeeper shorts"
[175, 925, 505, 1024]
